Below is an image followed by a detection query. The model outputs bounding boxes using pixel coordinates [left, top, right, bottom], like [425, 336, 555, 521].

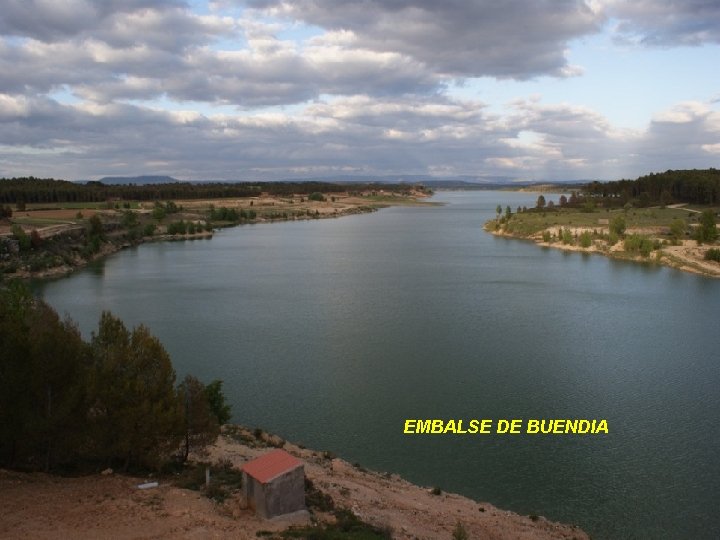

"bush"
[695, 209, 718, 244]
[542, 230, 551, 243]
[166, 220, 187, 235]
[308, 192, 325, 202]
[704, 248, 720, 262]
[452, 521, 469, 540]
[561, 228, 573, 245]
[579, 231, 592, 248]
[11, 224, 30, 251]
[670, 218, 686, 244]
[624, 234, 654, 257]
[610, 215, 626, 236]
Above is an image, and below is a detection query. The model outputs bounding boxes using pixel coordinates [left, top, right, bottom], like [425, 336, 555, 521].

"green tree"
[536, 195, 546, 209]
[505, 205, 511, 219]
[695, 209, 718, 244]
[0, 285, 88, 470]
[178, 375, 220, 462]
[0, 284, 34, 466]
[152, 205, 167, 223]
[669, 218, 686, 244]
[204, 380, 232, 425]
[90, 312, 181, 469]
[25, 301, 88, 471]
[87, 214, 104, 239]
[610, 215, 626, 236]
[660, 190, 672, 208]
[579, 231, 592, 248]
[495, 204, 502, 218]
[11, 224, 30, 251]
[121, 210, 139, 229]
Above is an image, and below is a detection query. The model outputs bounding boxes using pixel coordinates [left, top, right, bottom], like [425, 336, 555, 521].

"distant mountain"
[77, 174, 595, 186]
[96, 175, 182, 185]
[272, 174, 519, 185]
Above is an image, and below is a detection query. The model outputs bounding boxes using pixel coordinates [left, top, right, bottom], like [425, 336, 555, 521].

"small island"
[485, 169, 720, 279]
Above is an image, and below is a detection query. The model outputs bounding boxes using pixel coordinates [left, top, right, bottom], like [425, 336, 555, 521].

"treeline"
[0, 284, 231, 472]
[0, 177, 415, 205]
[584, 169, 720, 205]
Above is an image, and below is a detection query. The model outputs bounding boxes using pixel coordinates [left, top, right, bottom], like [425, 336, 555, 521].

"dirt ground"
[0, 428, 589, 540]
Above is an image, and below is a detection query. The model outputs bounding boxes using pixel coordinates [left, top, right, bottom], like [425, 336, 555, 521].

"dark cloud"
[0, 1, 184, 43]
[608, 0, 720, 46]
[0, 27, 440, 106]
[0, 1, 717, 181]
[248, 0, 602, 79]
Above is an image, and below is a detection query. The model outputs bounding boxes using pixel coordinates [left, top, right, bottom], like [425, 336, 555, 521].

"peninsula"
[485, 169, 720, 278]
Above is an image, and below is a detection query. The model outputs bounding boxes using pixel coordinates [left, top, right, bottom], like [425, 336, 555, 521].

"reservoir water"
[34, 191, 720, 539]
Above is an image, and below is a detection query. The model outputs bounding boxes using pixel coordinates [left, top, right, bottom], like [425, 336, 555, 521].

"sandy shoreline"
[487, 224, 720, 279]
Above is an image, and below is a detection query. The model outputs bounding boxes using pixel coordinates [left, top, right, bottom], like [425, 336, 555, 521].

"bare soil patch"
[1, 427, 589, 540]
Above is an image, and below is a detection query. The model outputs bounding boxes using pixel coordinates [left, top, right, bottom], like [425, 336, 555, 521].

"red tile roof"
[241, 449, 303, 484]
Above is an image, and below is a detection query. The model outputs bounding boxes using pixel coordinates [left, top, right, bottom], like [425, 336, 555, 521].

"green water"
[34, 191, 720, 539]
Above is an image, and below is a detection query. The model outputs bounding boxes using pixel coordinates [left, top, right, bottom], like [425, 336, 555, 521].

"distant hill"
[96, 175, 182, 185]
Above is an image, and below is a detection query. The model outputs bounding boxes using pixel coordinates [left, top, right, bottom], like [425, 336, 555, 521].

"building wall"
[263, 467, 305, 518]
[242, 467, 305, 519]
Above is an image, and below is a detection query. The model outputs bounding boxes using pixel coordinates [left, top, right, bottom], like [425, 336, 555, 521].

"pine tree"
[178, 375, 220, 462]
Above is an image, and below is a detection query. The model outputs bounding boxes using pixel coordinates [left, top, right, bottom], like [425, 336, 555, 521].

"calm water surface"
[34, 191, 720, 539]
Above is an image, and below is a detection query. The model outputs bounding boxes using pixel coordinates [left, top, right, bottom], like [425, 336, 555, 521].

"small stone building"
[241, 449, 305, 518]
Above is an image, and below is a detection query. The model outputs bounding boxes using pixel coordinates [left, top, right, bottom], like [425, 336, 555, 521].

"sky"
[0, 0, 718, 182]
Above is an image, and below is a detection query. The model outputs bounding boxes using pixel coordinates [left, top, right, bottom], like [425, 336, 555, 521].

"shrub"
[452, 521, 469, 540]
[624, 234, 654, 257]
[11, 224, 30, 251]
[610, 215, 626, 236]
[704, 248, 720, 262]
[579, 231, 592, 248]
[542, 230, 551, 243]
[670, 218, 686, 244]
[308, 192, 325, 202]
[695, 209, 718, 244]
[166, 220, 187, 235]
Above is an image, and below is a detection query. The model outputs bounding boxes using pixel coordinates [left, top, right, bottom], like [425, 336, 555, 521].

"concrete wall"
[243, 467, 305, 519]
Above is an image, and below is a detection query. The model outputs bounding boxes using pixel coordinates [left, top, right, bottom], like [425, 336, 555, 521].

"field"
[500, 205, 708, 238]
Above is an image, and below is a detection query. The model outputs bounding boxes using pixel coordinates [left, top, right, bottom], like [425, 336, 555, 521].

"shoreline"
[484, 222, 720, 279]
[5, 193, 437, 281]
[1, 425, 590, 539]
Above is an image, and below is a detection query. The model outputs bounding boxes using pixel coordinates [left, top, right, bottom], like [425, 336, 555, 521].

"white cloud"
[0, 1, 718, 180]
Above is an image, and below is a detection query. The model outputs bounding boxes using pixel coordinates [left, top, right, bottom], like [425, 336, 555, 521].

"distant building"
[241, 449, 305, 518]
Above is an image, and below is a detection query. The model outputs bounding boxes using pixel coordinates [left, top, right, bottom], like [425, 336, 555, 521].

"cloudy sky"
[0, 0, 718, 181]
